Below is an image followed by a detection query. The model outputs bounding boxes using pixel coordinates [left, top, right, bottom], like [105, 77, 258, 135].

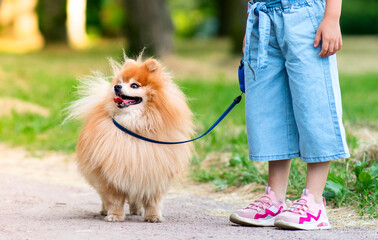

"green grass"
[340, 73, 378, 123]
[0, 39, 376, 218]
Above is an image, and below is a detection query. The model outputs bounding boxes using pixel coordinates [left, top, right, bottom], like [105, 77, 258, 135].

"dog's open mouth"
[114, 94, 143, 108]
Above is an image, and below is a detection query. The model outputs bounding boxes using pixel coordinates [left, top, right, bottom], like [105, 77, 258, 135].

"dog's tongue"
[114, 97, 124, 104]
[113, 97, 135, 107]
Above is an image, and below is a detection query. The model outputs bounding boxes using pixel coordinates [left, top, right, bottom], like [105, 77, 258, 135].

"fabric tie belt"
[246, 0, 281, 71]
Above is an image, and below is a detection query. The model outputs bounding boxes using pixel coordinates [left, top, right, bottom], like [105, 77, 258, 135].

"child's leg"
[275, 161, 332, 230]
[268, 159, 291, 202]
[270, 160, 331, 204]
[229, 159, 291, 226]
[306, 161, 331, 204]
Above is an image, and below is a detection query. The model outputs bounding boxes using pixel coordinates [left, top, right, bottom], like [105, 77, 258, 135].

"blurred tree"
[217, 0, 230, 37]
[341, 0, 378, 34]
[85, 0, 126, 38]
[66, 0, 88, 49]
[169, 0, 247, 54]
[97, 0, 125, 37]
[216, 0, 247, 54]
[0, 0, 44, 52]
[169, 0, 215, 38]
[123, 0, 173, 57]
[86, 0, 102, 36]
[37, 0, 67, 43]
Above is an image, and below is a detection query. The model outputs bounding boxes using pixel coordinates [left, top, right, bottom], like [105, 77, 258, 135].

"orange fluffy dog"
[66, 56, 193, 222]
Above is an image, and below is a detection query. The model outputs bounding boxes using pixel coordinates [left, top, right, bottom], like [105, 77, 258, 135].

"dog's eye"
[130, 83, 140, 89]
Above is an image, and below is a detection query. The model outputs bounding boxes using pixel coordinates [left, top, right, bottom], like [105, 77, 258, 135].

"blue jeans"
[244, 0, 350, 162]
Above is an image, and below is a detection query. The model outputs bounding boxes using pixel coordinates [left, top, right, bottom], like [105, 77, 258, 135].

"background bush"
[341, 0, 378, 35]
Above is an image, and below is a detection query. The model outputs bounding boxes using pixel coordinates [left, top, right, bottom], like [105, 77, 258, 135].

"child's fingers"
[327, 37, 342, 56]
[334, 41, 341, 53]
[314, 31, 322, 48]
[319, 40, 329, 57]
[327, 42, 335, 57]
[334, 42, 339, 52]
[331, 38, 342, 55]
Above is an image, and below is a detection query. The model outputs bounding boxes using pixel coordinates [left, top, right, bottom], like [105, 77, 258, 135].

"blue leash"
[112, 94, 243, 145]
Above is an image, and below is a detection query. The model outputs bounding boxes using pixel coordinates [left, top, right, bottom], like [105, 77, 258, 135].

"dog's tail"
[62, 71, 111, 124]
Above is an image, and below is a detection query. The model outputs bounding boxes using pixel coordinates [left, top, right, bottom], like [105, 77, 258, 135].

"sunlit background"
[0, 0, 376, 54]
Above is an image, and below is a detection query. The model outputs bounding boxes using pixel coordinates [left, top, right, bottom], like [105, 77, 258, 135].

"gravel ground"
[0, 144, 376, 240]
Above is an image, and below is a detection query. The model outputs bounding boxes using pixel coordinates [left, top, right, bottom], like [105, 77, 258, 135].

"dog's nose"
[114, 85, 122, 92]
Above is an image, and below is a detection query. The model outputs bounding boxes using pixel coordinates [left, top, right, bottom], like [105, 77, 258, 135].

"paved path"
[0, 173, 376, 240]
[0, 144, 376, 240]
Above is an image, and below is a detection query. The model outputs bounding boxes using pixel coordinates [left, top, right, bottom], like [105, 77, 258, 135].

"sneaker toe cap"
[232, 209, 256, 219]
[274, 211, 299, 223]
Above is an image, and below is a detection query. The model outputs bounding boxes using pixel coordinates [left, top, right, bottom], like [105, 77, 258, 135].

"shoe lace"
[245, 196, 272, 211]
[284, 198, 309, 214]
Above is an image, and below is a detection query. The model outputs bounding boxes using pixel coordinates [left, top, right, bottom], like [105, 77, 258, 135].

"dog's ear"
[144, 59, 159, 72]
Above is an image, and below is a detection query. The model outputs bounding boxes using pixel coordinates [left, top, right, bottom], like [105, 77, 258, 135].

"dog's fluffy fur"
[66, 56, 193, 222]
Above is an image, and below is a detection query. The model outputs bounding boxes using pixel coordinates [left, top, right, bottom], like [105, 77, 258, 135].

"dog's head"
[64, 56, 191, 134]
[109, 58, 167, 119]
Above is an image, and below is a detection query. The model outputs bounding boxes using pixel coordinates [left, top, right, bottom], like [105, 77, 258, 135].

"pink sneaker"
[229, 187, 286, 226]
[274, 189, 331, 230]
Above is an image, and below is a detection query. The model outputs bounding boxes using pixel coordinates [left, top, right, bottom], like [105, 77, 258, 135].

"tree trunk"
[229, 0, 248, 54]
[217, 0, 231, 36]
[123, 0, 173, 57]
[37, 0, 67, 43]
[66, 0, 88, 49]
[216, 0, 248, 54]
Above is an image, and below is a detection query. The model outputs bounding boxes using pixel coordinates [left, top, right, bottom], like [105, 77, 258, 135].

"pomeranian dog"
[66, 55, 193, 223]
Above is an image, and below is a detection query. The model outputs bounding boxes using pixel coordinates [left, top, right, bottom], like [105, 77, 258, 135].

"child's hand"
[314, 17, 342, 57]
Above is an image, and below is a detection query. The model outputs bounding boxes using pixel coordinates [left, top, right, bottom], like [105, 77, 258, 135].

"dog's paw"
[144, 215, 163, 223]
[104, 214, 125, 222]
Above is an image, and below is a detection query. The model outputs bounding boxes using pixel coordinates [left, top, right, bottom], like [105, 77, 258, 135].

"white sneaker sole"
[274, 219, 331, 230]
[230, 213, 275, 227]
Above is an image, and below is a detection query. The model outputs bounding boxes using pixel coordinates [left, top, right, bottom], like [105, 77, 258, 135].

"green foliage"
[322, 153, 377, 218]
[352, 157, 377, 217]
[86, 0, 126, 37]
[169, 0, 217, 37]
[324, 173, 350, 207]
[86, 0, 102, 36]
[192, 154, 268, 191]
[341, 0, 378, 34]
[99, 0, 126, 37]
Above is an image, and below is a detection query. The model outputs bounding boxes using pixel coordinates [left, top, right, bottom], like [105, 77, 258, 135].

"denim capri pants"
[244, 0, 350, 162]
